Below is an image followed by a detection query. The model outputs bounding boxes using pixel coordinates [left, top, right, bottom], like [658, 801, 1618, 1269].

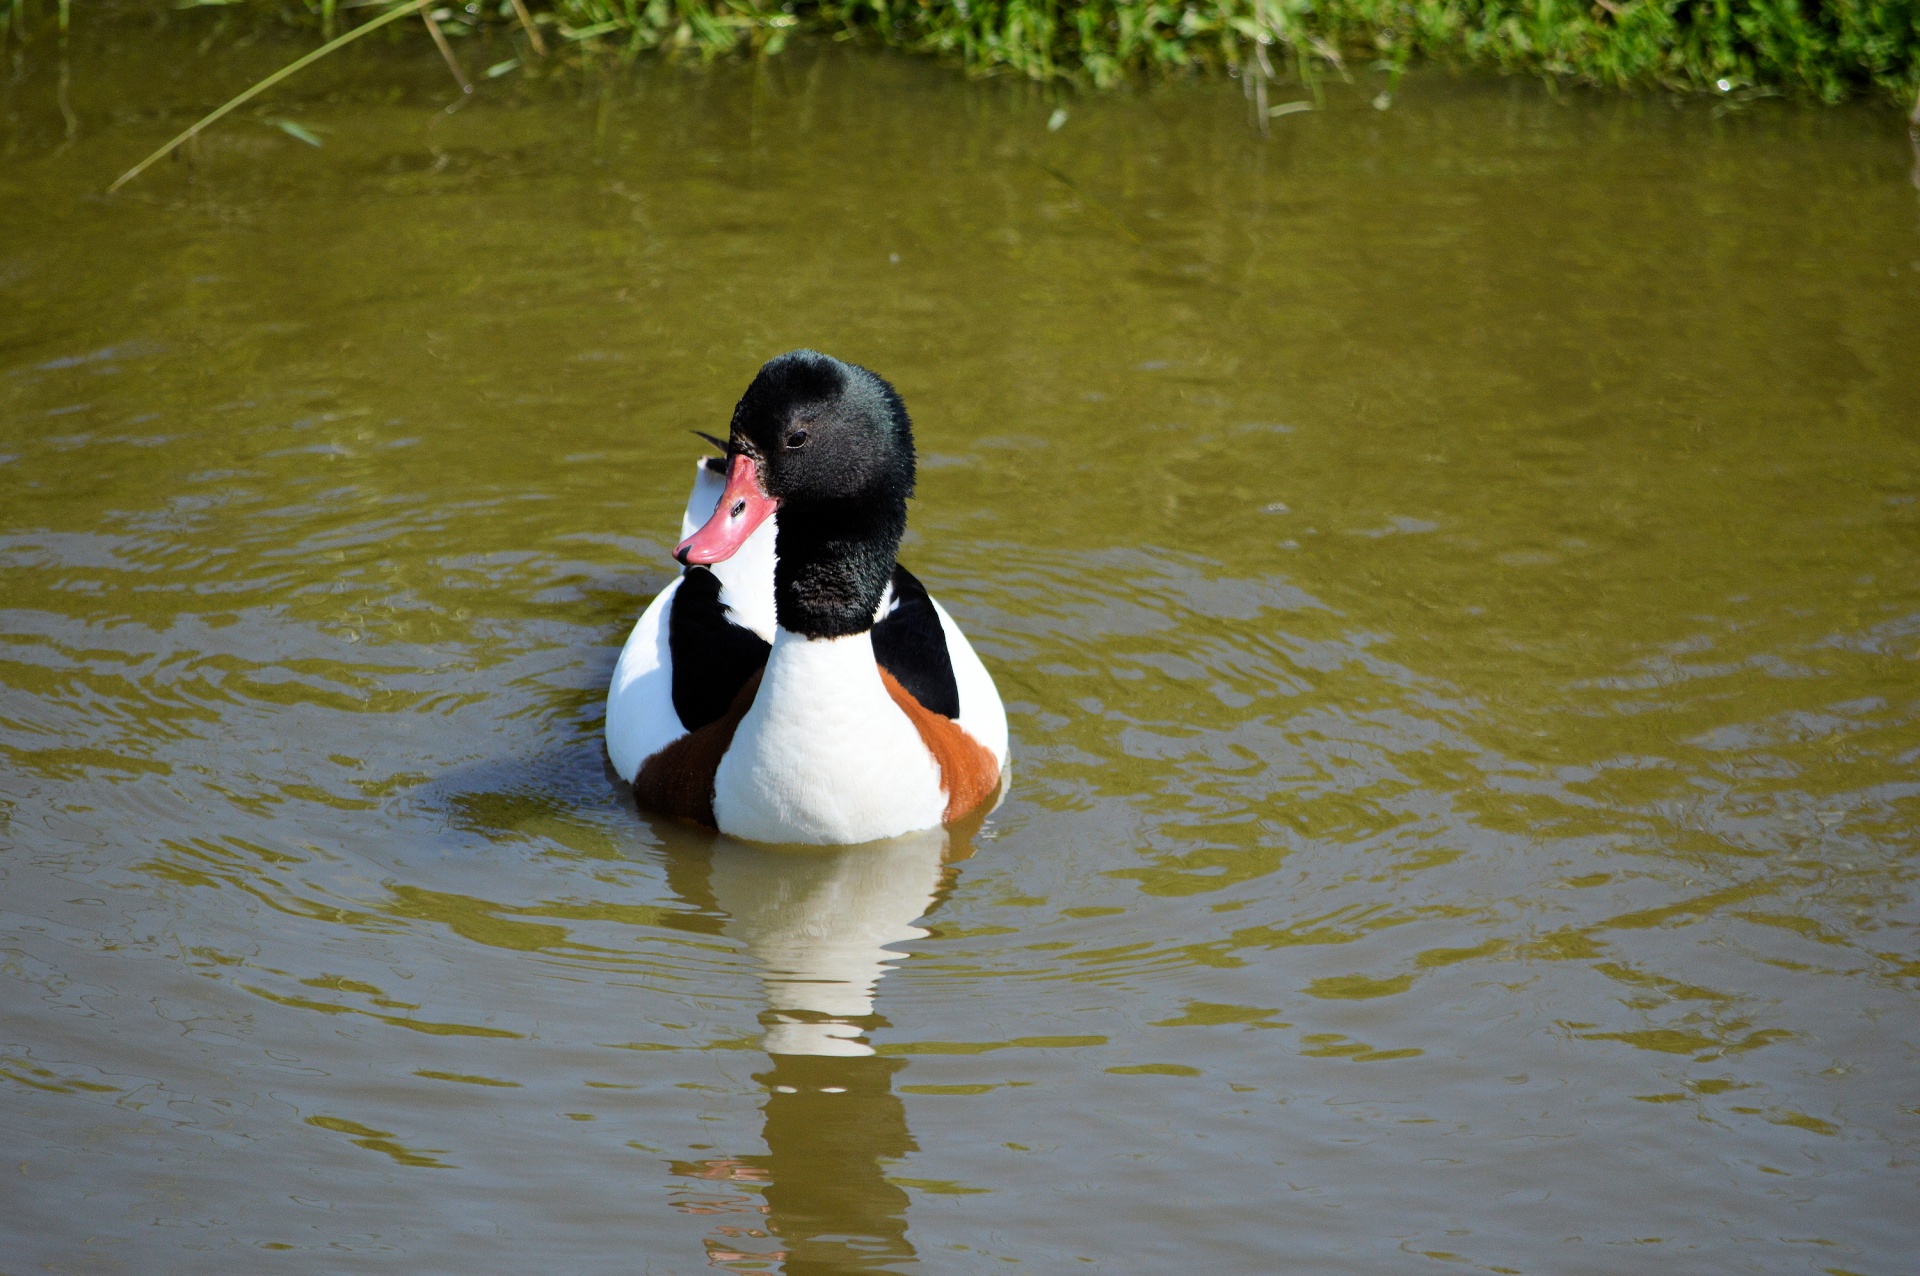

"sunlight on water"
[2, 18, 1917, 1274]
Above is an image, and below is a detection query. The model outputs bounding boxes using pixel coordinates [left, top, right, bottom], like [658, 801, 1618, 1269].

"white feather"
[604, 575, 684, 784]
[713, 628, 947, 845]
[933, 598, 1008, 768]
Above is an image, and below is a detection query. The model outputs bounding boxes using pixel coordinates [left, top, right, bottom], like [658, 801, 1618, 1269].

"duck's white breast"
[712, 629, 947, 845]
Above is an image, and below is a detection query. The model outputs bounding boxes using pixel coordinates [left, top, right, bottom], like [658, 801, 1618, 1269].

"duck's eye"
[785, 429, 810, 449]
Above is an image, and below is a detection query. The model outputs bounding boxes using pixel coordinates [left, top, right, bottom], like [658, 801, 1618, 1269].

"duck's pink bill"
[677, 454, 777, 565]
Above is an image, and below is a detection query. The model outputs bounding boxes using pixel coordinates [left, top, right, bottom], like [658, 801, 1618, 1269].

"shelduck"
[605, 351, 1007, 845]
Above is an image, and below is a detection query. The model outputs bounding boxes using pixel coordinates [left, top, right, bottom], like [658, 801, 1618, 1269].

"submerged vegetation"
[6, 0, 1917, 109]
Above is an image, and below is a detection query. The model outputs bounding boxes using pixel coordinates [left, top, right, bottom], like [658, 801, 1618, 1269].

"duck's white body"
[714, 628, 950, 844]
[605, 460, 1006, 845]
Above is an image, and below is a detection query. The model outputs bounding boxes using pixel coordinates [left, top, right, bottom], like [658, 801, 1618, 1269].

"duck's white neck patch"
[712, 628, 945, 845]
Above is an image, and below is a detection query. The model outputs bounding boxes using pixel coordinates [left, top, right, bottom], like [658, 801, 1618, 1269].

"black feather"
[669, 567, 771, 731]
[727, 351, 917, 639]
[692, 430, 730, 475]
[872, 563, 960, 719]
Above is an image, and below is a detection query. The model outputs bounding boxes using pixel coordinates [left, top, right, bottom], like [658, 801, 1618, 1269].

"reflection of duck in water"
[605, 350, 1008, 846]
[712, 828, 951, 1056]
[658, 825, 969, 1273]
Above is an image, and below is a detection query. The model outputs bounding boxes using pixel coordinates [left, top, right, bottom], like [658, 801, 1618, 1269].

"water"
[4, 19, 1919, 1274]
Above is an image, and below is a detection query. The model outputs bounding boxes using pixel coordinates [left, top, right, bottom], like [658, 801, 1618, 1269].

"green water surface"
[3, 20, 1919, 1275]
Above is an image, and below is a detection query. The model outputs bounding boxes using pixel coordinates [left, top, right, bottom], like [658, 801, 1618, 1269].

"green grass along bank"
[12, 0, 1919, 108]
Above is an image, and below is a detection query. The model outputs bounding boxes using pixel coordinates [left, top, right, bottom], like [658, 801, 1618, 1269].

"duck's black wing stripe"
[670, 566, 771, 733]
[872, 563, 961, 719]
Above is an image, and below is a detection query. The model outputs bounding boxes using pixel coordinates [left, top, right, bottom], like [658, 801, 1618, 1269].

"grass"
[8, 1, 1918, 120]
[740, 1, 1917, 106]
[339, 0, 1918, 106]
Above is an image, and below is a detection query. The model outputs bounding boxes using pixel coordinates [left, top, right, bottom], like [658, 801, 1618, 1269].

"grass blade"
[107, 0, 426, 195]
[269, 117, 324, 145]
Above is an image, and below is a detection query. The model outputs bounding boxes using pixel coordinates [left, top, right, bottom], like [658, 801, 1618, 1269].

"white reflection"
[707, 828, 950, 1056]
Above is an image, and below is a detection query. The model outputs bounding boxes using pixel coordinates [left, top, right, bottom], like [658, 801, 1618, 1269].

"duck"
[605, 350, 1008, 845]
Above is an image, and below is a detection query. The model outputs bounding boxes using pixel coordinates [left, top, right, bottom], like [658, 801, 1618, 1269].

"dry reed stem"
[420, 7, 473, 93]
[509, 0, 547, 55]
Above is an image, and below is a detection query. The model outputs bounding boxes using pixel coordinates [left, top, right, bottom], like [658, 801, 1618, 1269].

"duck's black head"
[677, 350, 916, 640]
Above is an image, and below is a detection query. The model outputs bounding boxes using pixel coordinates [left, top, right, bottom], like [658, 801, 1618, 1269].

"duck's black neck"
[773, 496, 907, 640]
